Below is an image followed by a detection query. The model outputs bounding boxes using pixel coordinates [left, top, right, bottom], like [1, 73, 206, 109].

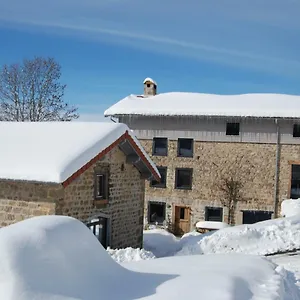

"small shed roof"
[0, 122, 160, 184]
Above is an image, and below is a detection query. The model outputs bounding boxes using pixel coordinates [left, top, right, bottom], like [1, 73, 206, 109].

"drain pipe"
[273, 118, 280, 218]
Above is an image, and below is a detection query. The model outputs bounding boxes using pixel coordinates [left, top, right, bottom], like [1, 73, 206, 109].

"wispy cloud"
[1, 0, 300, 74]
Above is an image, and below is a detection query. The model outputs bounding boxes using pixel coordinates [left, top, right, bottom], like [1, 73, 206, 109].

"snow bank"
[143, 229, 182, 257]
[107, 247, 155, 263]
[281, 199, 300, 217]
[195, 221, 230, 230]
[125, 254, 300, 300]
[0, 122, 159, 183]
[177, 216, 300, 256]
[104, 92, 300, 118]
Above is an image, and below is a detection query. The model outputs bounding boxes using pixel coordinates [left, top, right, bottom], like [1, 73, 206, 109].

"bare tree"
[218, 174, 244, 225]
[0, 57, 79, 121]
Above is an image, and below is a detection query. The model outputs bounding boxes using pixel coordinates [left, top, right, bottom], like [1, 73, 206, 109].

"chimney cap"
[143, 77, 157, 86]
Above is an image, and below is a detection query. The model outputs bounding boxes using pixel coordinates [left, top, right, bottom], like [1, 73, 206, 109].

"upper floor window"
[178, 138, 194, 157]
[94, 173, 108, 200]
[293, 124, 300, 137]
[175, 168, 193, 190]
[291, 164, 300, 199]
[150, 167, 167, 188]
[152, 137, 168, 156]
[226, 122, 240, 136]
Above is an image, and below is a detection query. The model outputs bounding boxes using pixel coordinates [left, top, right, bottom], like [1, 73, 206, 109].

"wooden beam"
[126, 154, 141, 164]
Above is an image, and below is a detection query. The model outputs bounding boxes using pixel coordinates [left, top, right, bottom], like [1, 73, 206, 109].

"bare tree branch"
[0, 57, 79, 121]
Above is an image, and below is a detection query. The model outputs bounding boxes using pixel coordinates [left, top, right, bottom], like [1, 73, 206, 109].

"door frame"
[173, 205, 191, 235]
[86, 213, 111, 248]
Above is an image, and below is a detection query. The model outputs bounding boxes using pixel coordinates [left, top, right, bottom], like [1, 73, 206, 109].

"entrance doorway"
[174, 205, 190, 235]
[87, 216, 109, 248]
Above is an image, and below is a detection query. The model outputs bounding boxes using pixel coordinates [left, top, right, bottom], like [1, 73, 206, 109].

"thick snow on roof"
[281, 199, 300, 217]
[143, 77, 157, 86]
[104, 92, 300, 118]
[0, 122, 159, 183]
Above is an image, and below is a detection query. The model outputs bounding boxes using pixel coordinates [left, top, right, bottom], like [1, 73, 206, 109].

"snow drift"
[281, 199, 300, 217]
[177, 215, 300, 256]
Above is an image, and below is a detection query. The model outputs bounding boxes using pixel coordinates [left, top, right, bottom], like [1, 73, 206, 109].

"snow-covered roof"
[104, 92, 300, 119]
[0, 122, 159, 183]
[143, 77, 157, 86]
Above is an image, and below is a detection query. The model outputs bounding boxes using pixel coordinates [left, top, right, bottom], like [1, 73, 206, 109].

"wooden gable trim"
[62, 131, 159, 188]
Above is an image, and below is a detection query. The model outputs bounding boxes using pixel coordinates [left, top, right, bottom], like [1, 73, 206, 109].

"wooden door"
[174, 206, 190, 235]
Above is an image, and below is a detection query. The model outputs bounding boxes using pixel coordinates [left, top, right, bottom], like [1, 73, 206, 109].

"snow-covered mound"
[107, 247, 155, 263]
[281, 199, 300, 217]
[195, 220, 230, 230]
[143, 229, 182, 257]
[125, 254, 300, 300]
[177, 215, 300, 256]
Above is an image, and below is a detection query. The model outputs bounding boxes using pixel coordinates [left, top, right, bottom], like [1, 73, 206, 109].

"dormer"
[143, 77, 157, 97]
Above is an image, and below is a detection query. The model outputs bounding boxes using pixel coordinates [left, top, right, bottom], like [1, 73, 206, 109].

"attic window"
[94, 173, 108, 200]
[226, 122, 240, 136]
[293, 124, 300, 137]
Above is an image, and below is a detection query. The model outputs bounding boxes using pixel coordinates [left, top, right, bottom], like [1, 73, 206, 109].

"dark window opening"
[180, 207, 185, 220]
[148, 202, 166, 225]
[94, 174, 107, 199]
[242, 210, 272, 224]
[293, 124, 300, 138]
[205, 207, 223, 222]
[226, 122, 240, 136]
[291, 164, 300, 199]
[175, 168, 193, 190]
[152, 137, 168, 156]
[178, 138, 194, 157]
[146, 83, 151, 88]
[150, 167, 167, 188]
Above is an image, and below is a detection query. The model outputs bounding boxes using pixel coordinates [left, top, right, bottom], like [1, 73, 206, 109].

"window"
[147, 83, 151, 88]
[152, 138, 168, 156]
[179, 207, 185, 219]
[178, 138, 194, 157]
[94, 173, 108, 199]
[87, 216, 109, 248]
[226, 122, 240, 136]
[175, 168, 193, 190]
[293, 124, 300, 137]
[150, 167, 167, 188]
[242, 210, 272, 224]
[205, 207, 223, 222]
[148, 202, 166, 225]
[291, 164, 300, 199]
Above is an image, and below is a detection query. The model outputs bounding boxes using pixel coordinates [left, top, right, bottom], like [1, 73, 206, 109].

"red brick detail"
[62, 131, 159, 188]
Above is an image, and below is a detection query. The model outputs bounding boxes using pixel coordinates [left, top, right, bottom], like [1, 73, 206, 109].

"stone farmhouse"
[0, 122, 160, 248]
[105, 78, 300, 234]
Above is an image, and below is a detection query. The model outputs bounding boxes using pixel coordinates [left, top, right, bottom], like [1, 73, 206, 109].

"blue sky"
[0, 0, 299, 121]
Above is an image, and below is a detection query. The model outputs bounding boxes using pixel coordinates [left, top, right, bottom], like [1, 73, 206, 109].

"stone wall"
[141, 139, 299, 229]
[0, 180, 61, 226]
[62, 146, 145, 249]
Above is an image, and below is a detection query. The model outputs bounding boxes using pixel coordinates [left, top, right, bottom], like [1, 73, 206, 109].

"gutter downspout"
[274, 118, 280, 218]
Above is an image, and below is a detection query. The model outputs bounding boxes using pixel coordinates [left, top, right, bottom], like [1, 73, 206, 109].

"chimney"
[143, 78, 157, 97]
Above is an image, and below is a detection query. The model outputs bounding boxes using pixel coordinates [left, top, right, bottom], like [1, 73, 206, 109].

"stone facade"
[141, 139, 300, 230]
[0, 147, 145, 249]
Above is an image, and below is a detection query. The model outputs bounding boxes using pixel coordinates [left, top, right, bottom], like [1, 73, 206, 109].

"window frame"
[150, 166, 167, 188]
[177, 138, 194, 158]
[175, 168, 193, 190]
[94, 173, 108, 200]
[152, 137, 168, 156]
[226, 122, 240, 136]
[293, 124, 300, 138]
[148, 201, 166, 225]
[205, 207, 223, 222]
